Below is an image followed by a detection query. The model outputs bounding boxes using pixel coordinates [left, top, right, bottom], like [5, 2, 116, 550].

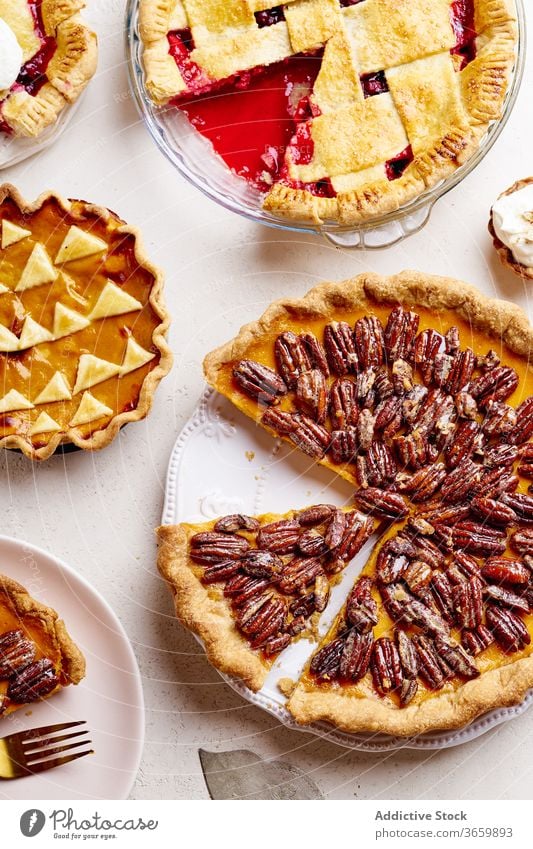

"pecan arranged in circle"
[233, 359, 287, 405]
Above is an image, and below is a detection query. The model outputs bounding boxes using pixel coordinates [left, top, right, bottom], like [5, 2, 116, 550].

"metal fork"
[0, 720, 93, 779]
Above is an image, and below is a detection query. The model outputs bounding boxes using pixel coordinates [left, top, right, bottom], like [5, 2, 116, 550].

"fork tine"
[23, 729, 90, 752]
[20, 720, 86, 742]
[26, 738, 92, 763]
[28, 749, 94, 774]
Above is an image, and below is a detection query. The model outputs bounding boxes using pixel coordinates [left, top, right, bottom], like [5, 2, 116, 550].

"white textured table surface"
[2, 1, 533, 800]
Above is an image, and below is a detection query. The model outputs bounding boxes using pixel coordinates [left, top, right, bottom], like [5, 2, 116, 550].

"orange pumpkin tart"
[0, 185, 172, 460]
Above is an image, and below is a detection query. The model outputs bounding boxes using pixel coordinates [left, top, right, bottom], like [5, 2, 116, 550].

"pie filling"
[0, 603, 61, 716]
[203, 304, 533, 707]
[162, 0, 478, 199]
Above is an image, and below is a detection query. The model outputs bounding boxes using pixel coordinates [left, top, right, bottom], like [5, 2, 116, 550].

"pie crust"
[0, 184, 173, 461]
[0, 573, 85, 717]
[489, 177, 533, 282]
[139, 0, 517, 225]
[196, 271, 533, 734]
[0, 0, 97, 138]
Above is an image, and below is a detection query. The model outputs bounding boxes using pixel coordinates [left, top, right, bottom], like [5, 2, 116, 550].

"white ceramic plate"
[0, 536, 144, 799]
[162, 388, 533, 752]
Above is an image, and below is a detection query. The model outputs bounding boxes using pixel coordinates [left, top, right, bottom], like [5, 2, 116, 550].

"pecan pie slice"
[0, 185, 172, 460]
[0, 0, 97, 138]
[139, 0, 516, 225]
[198, 272, 533, 733]
[157, 505, 376, 691]
[0, 574, 85, 717]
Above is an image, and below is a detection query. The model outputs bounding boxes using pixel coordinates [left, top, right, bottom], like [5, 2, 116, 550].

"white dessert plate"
[162, 388, 533, 752]
[0, 536, 144, 799]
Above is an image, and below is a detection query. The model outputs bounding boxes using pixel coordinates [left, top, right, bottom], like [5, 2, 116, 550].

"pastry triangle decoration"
[1, 220, 32, 249]
[70, 392, 113, 427]
[53, 303, 91, 339]
[0, 389, 34, 413]
[0, 283, 9, 295]
[34, 372, 73, 405]
[121, 337, 155, 375]
[18, 317, 54, 350]
[89, 281, 143, 321]
[0, 324, 21, 352]
[16, 244, 59, 292]
[55, 226, 108, 264]
[73, 354, 122, 394]
[30, 412, 62, 436]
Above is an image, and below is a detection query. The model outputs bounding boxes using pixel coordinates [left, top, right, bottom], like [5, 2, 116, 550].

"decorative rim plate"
[162, 388, 533, 751]
[0, 536, 144, 799]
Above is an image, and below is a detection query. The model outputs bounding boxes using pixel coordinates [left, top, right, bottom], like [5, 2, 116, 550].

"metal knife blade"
[199, 748, 323, 800]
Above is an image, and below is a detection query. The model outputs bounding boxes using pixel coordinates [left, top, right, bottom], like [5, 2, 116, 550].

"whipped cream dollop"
[0, 17, 22, 91]
[492, 184, 533, 268]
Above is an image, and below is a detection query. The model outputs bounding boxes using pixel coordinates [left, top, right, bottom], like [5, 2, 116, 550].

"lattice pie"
[0, 1, 97, 138]
[140, 0, 517, 225]
[0, 185, 172, 460]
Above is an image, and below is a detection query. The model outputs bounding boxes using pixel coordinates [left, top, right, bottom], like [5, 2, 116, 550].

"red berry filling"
[360, 71, 389, 98]
[385, 145, 414, 181]
[450, 0, 477, 68]
[255, 7, 286, 28]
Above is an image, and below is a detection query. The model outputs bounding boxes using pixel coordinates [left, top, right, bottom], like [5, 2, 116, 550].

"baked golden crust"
[138, 0, 517, 225]
[489, 177, 533, 281]
[204, 270, 533, 487]
[0, 573, 85, 716]
[287, 654, 533, 735]
[0, 184, 173, 461]
[157, 523, 269, 692]
[0, 1, 97, 139]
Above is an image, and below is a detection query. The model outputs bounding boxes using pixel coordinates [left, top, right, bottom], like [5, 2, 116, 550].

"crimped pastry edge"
[1, 1, 97, 139]
[156, 523, 270, 692]
[0, 183, 173, 462]
[489, 177, 533, 281]
[0, 572, 85, 714]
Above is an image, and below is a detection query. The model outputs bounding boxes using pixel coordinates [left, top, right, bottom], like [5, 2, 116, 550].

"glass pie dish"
[126, 0, 525, 250]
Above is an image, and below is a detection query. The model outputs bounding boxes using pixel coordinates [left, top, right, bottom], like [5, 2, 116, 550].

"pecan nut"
[468, 366, 519, 407]
[256, 520, 301, 554]
[278, 556, 324, 595]
[501, 492, 533, 523]
[512, 396, 533, 445]
[190, 532, 250, 564]
[224, 575, 270, 606]
[434, 635, 479, 679]
[470, 496, 517, 528]
[443, 348, 475, 395]
[339, 630, 374, 682]
[384, 306, 419, 362]
[413, 635, 451, 690]
[330, 427, 358, 465]
[214, 514, 260, 533]
[371, 637, 403, 694]
[486, 606, 531, 653]
[290, 414, 331, 459]
[481, 400, 517, 438]
[329, 378, 359, 430]
[332, 511, 375, 563]
[356, 441, 397, 489]
[240, 550, 284, 580]
[324, 509, 347, 550]
[300, 331, 330, 377]
[452, 576, 483, 629]
[484, 585, 529, 613]
[274, 331, 311, 387]
[7, 658, 58, 703]
[295, 369, 328, 423]
[354, 488, 408, 521]
[355, 315, 385, 369]
[310, 638, 344, 681]
[233, 359, 287, 405]
[262, 407, 297, 435]
[345, 576, 378, 632]
[462, 625, 494, 656]
[483, 444, 519, 469]
[202, 560, 243, 584]
[430, 571, 455, 624]
[263, 633, 291, 656]
[444, 420, 480, 469]
[510, 528, 533, 556]
[441, 459, 481, 504]
[0, 630, 36, 680]
[298, 504, 335, 526]
[396, 463, 446, 503]
[298, 529, 329, 557]
[414, 328, 443, 383]
[324, 321, 358, 375]
[481, 557, 530, 586]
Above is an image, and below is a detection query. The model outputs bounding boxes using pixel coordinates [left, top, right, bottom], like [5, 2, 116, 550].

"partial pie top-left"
[0, 184, 172, 460]
[0, 0, 97, 138]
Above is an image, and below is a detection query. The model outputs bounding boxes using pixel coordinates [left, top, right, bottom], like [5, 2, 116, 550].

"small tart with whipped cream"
[489, 178, 533, 281]
[0, 184, 172, 461]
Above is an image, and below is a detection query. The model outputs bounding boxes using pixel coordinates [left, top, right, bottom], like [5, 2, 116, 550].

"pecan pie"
[0, 1, 97, 138]
[0, 574, 85, 717]
[0, 185, 172, 460]
[158, 505, 376, 691]
[139, 0, 516, 225]
[195, 272, 533, 733]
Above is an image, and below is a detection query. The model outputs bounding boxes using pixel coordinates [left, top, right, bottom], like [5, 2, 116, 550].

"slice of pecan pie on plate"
[0, 0, 97, 138]
[139, 0, 517, 224]
[169, 270, 533, 735]
[0, 574, 85, 717]
[0, 185, 172, 460]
